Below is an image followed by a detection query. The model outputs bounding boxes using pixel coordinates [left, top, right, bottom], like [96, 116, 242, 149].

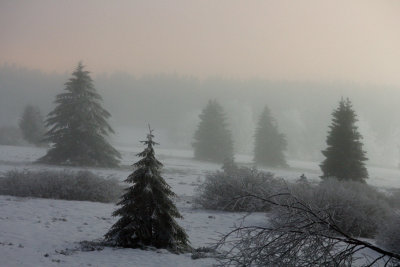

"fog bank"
[1, 65, 400, 166]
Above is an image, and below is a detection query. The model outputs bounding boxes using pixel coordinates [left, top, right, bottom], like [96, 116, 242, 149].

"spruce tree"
[192, 100, 234, 162]
[254, 106, 287, 167]
[38, 62, 120, 167]
[320, 98, 368, 182]
[105, 128, 190, 252]
[19, 105, 46, 146]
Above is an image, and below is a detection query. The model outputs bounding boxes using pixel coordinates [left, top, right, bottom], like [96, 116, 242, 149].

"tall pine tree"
[254, 106, 287, 167]
[38, 62, 120, 167]
[192, 100, 234, 163]
[105, 128, 190, 252]
[320, 98, 368, 182]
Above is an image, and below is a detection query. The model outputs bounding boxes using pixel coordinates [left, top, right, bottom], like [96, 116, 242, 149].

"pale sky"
[1, 0, 400, 84]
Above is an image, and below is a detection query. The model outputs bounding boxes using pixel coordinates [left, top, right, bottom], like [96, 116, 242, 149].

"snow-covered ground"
[1, 144, 399, 189]
[0, 195, 266, 267]
[0, 145, 265, 267]
[0, 144, 399, 266]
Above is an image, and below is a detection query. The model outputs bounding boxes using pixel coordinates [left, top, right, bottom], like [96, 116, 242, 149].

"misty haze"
[1, 1, 400, 266]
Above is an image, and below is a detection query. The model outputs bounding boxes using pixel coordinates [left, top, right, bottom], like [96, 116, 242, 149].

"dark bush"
[194, 163, 284, 212]
[0, 169, 123, 203]
[285, 177, 390, 238]
[196, 162, 390, 238]
[217, 181, 399, 267]
[376, 212, 400, 254]
[387, 189, 400, 209]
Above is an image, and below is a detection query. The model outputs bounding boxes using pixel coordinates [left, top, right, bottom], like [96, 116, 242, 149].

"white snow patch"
[1, 144, 400, 266]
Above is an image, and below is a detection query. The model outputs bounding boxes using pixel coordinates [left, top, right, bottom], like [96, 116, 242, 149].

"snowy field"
[1, 144, 400, 266]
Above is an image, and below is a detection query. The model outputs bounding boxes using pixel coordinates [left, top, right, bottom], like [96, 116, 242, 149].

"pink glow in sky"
[1, 0, 400, 84]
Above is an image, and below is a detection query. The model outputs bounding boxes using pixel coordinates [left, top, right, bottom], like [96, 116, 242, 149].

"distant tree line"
[10, 61, 367, 182]
[2, 64, 398, 164]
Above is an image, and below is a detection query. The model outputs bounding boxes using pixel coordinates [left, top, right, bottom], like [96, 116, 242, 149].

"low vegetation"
[377, 212, 400, 255]
[217, 188, 400, 267]
[197, 162, 390, 239]
[194, 162, 284, 212]
[200, 172, 399, 266]
[0, 169, 123, 203]
[387, 188, 400, 208]
[288, 177, 390, 238]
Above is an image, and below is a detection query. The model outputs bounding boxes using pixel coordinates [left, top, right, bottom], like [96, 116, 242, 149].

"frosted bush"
[286, 177, 390, 238]
[377, 212, 400, 254]
[218, 182, 399, 267]
[194, 163, 284, 212]
[387, 189, 400, 208]
[0, 170, 123, 203]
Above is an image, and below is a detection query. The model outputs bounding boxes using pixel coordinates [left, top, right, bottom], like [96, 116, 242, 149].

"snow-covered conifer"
[105, 127, 190, 252]
[38, 62, 120, 167]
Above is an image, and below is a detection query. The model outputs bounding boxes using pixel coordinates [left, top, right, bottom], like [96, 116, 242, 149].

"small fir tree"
[254, 106, 287, 167]
[192, 100, 234, 163]
[320, 98, 368, 182]
[38, 62, 120, 167]
[105, 128, 190, 252]
[19, 105, 46, 146]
